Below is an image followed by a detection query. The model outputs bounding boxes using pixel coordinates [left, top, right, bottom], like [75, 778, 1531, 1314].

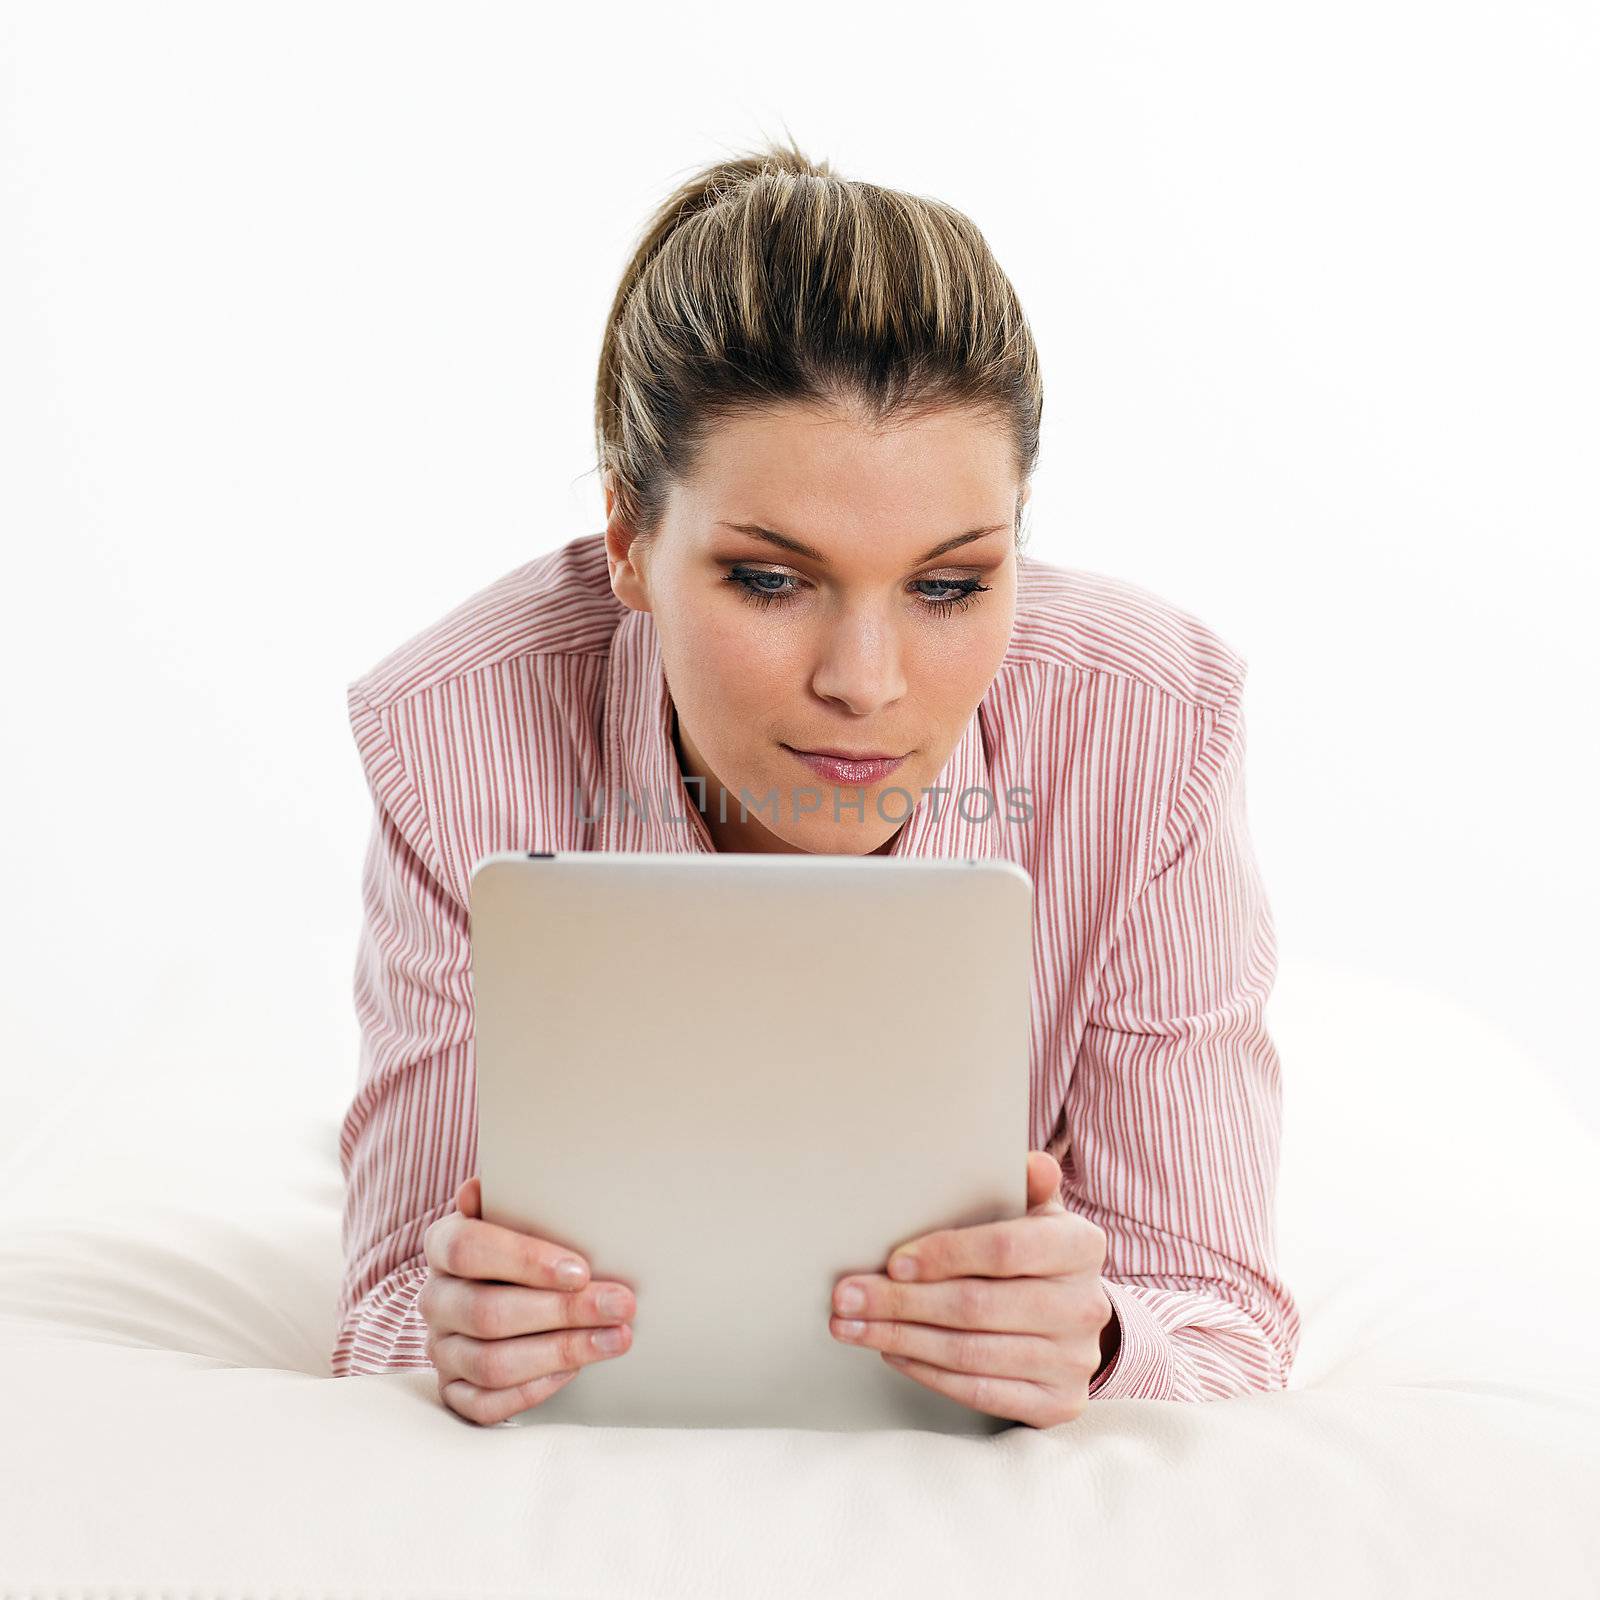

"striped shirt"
[334, 530, 1301, 1401]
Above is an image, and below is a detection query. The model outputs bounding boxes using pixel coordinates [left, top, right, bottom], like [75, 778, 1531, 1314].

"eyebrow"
[716, 521, 1010, 566]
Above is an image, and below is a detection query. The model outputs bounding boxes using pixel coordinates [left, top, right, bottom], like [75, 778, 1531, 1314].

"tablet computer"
[469, 849, 1035, 1433]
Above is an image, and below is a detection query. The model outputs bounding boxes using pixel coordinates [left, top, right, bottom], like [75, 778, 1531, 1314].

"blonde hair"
[594, 133, 1042, 549]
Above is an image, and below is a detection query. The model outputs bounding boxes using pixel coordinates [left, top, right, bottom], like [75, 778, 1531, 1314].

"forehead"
[682, 403, 1017, 545]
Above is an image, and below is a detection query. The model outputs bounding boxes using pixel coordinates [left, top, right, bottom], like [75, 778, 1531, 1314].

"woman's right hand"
[420, 1175, 636, 1425]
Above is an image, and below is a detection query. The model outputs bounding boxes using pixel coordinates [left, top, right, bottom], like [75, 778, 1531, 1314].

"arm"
[331, 683, 476, 1377]
[1065, 674, 1301, 1402]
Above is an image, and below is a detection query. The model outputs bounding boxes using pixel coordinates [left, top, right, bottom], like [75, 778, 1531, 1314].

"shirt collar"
[600, 605, 1006, 860]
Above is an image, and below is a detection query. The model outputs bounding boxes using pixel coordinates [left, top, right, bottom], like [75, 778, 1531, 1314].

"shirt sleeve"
[1063, 673, 1301, 1402]
[331, 683, 477, 1377]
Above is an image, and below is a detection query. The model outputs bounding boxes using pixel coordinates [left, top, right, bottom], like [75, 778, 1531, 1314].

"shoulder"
[1001, 551, 1249, 709]
[348, 532, 623, 713]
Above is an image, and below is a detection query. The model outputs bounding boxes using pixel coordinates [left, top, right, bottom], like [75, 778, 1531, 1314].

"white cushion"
[2, 957, 1596, 1596]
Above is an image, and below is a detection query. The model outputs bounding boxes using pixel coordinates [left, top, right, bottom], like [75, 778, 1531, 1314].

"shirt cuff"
[331, 1261, 432, 1376]
[1086, 1278, 1179, 1401]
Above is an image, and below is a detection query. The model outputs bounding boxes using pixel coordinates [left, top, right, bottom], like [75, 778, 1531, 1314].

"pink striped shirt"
[334, 530, 1301, 1401]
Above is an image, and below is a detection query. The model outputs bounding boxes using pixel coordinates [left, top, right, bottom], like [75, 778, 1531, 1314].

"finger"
[457, 1176, 481, 1219]
[425, 1273, 635, 1343]
[834, 1271, 1082, 1336]
[440, 1368, 579, 1427]
[888, 1211, 1094, 1283]
[878, 1350, 1060, 1427]
[424, 1210, 591, 1291]
[834, 1313, 1070, 1383]
[433, 1319, 634, 1392]
[1025, 1150, 1063, 1211]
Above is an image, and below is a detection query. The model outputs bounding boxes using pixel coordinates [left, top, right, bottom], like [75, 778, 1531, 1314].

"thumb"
[1026, 1149, 1063, 1212]
[456, 1175, 481, 1219]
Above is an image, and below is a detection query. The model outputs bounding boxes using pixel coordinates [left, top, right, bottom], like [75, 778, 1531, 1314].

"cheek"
[916, 618, 1011, 702]
[966, 597, 1016, 683]
[672, 611, 795, 714]
[667, 587, 1013, 720]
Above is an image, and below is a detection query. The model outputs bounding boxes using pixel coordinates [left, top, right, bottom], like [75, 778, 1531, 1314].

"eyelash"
[725, 566, 990, 618]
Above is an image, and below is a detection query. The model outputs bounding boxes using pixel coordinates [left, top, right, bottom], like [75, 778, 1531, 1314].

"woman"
[333, 138, 1301, 1428]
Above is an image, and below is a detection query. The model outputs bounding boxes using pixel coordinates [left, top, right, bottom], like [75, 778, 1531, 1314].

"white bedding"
[3, 958, 1597, 1598]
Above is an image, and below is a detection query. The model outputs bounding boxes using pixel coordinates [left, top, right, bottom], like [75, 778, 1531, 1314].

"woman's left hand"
[828, 1150, 1118, 1427]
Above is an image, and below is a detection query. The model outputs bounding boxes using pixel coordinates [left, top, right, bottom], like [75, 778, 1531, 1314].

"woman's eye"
[912, 578, 989, 615]
[725, 567, 989, 617]
[727, 568, 800, 607]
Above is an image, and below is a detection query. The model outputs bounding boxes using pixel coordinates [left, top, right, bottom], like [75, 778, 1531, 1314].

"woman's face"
[605, 401, 1024, 855]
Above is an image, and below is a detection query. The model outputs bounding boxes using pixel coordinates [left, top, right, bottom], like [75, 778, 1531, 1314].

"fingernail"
[554, 1258, 586, 1287]
[888, 1254, 919, 1280]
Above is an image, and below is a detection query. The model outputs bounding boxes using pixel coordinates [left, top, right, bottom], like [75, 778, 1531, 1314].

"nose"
[809, 606, 908, 717]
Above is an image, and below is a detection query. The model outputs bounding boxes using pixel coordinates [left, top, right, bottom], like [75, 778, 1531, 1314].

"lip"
[783, 744, 909, 786]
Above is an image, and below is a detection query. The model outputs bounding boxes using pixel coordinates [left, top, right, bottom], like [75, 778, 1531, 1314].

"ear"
[603, 482, 652, 614]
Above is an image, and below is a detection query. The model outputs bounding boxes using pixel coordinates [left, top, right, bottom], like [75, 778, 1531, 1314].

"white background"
[3, 0, 1595, 1181]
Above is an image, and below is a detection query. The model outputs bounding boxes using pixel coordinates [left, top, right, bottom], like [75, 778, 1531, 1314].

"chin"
[788, 823, 896, 857]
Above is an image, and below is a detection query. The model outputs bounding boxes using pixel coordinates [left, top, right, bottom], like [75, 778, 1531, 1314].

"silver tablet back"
[469, 849, 1035, 1433]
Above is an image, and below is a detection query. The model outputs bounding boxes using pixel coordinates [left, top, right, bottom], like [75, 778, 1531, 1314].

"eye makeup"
[723, 566, 991, 618]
